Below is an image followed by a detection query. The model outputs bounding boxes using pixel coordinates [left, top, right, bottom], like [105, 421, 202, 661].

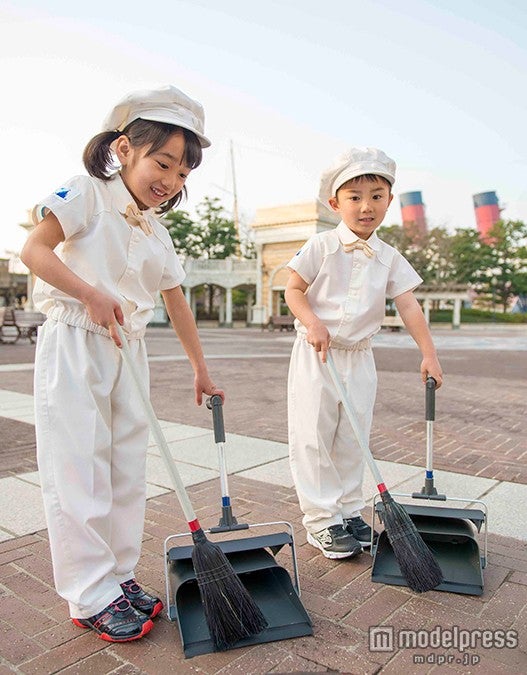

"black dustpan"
[164, 396, 312, 658]
[371, 378, 488, 596]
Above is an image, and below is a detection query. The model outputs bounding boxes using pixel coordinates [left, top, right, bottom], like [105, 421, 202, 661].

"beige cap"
[102, 84, 211, 148]
[319, 146, 396, 207]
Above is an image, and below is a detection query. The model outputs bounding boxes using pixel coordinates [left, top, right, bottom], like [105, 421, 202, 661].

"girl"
[21, 85, 224, 642]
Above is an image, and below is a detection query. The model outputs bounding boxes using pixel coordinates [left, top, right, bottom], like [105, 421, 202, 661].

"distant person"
[21, 85, 224, 641]
[285, 146, 443, 559]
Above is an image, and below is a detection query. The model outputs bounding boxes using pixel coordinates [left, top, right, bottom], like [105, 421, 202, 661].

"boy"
[285, 146, 443, 559]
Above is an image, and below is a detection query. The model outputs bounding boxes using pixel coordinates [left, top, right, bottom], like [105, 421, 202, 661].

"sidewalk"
[0, 326, 526, 673]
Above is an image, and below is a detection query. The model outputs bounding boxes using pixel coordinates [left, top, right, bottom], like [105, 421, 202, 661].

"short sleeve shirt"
[32, 174, 185, 338]
[287, 221, 422, 346]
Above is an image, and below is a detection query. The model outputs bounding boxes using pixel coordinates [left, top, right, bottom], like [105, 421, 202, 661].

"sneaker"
[120, 578, 164, 619]
[344, 516, 379, 548]
[307, 524, 363, 559]
[72, 595, 153, 642]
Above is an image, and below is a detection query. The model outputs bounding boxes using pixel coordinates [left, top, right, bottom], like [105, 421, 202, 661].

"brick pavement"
[1, 326, 526, 673]
[1, 478, 526, 673]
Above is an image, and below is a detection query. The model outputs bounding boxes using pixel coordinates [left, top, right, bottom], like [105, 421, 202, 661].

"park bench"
[381, 314, 404, 331]
[266, 314, 295, 332]
[0, 307, 46, 344]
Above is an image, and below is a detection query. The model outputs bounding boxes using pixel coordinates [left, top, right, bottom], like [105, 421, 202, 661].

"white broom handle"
[326, 351, 385, 488]
[116, 324, 197, 524]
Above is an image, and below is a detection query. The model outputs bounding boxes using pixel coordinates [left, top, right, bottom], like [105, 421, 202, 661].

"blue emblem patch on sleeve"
[53, 186, 79, 202]
[295, 243, 310, 256]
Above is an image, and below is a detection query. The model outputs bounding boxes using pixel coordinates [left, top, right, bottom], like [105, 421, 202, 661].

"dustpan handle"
[206, 395, 230, 501]
[326, 351, 385, 490]
[207, 395, 226, 443]
[116, 324, 197, 526]
[426, 377, 436, 421]
[425, 377, 436, 474]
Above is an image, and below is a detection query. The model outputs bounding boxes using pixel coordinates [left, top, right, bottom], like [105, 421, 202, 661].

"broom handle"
[116, 324, 198, 526]
[326, 351, 386, 492]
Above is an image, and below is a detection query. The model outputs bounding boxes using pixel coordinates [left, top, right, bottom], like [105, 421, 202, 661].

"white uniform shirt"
[287, 221, 422, 346]
[32, 174, 185, 338]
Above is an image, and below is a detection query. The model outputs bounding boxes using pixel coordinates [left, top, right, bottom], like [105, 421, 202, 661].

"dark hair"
[82, 118, 203, 213]
[338, 173, 393, 193]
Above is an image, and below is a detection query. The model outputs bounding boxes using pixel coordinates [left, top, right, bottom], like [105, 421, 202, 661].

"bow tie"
[343, 240, 374, 258]
[123, 203, 153, 236]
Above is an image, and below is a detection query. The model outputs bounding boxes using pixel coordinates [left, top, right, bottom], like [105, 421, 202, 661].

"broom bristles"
[380, 492, 443, 593]
[191, 529, 268, 650]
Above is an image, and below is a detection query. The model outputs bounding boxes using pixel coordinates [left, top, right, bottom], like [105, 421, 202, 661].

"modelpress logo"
[369, 625, 518, 656]
[369, 626, 394, 652]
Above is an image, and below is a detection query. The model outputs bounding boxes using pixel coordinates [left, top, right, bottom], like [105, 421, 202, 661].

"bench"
[266, 315, 295, 332]
[0, 308, 46, 344]
[381, 314, 404, 331]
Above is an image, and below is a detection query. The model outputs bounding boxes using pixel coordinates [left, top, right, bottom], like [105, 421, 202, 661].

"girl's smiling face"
[116, 130, 191, 210]
[329, 175, 393, 239]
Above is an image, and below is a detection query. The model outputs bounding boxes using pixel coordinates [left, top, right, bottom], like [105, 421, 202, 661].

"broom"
[326, 351, 443, 593]
[116, 324, 267, 649]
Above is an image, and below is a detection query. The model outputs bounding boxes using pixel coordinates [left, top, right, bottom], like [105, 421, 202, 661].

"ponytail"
[83, 130, 122, 180]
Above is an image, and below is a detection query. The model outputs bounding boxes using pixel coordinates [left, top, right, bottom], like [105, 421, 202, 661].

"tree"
[479, 220, 527, 311]
[194, 196, 240, 260]
[377, 224, 454, 285]
[163, 209, 201, 259]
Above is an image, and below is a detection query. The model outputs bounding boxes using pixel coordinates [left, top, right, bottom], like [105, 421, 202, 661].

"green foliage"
[163, 209, 201, 258]
[163, 196, 242, 260]
[430, 308, 527, 323]
[379, 219, 527, 311]
[195, 196, 239, 259]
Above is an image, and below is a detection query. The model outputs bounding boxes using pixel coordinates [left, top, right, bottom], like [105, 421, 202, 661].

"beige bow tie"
[123, 203, 153, 236]
[343, 240, 374, 258]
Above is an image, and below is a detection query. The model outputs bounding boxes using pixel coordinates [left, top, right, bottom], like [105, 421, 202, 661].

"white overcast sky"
[1, 0, 526, 259]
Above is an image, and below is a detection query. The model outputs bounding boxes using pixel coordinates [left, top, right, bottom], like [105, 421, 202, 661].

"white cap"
[318, 146, 396, 207]
[102, 84, 211, 148]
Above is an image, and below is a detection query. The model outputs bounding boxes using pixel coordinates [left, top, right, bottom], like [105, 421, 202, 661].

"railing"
[184, 258, 257, 274]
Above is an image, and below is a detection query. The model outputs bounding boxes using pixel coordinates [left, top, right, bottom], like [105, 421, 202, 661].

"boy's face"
[328, 176, 393, 240]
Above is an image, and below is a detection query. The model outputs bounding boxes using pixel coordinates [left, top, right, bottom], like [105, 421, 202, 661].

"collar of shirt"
[107, 173, 156, 222]
[336, 221, 381, 252]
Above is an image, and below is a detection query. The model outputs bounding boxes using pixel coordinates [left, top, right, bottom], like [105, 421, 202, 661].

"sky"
[1, 0, 526, 264]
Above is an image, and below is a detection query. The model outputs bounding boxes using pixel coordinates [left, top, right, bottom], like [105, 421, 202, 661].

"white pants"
[34, 320, 149, 618]
[287, 337, 377, 534]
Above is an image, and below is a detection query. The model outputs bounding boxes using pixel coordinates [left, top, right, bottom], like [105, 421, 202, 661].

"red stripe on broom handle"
[188, 519, 201, 532]
[116, 324, 197, 525]
[326, 351, 386, 489]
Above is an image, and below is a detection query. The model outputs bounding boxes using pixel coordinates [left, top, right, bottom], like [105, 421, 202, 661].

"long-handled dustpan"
[371, 377, 488, 596]
[164, 395, 312, 658]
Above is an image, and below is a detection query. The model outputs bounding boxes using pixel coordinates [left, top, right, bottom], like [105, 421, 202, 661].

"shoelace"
[121, 579, 143, 594]
[91, 596, 132, 629]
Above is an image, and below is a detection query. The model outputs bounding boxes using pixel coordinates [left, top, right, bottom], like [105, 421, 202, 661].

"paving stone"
[0, 326, 526, 673]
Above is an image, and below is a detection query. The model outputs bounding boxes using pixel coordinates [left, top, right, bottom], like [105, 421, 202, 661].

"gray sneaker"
[307, 524, 363, 559]
[344, 516, 379, 548]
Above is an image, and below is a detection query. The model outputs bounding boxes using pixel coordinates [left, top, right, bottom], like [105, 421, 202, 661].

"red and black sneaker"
[120, 579, 164, 619]
[72, 595, 153, 642]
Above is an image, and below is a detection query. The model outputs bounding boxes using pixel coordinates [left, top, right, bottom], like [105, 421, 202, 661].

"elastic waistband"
[297, 333, 371, 352]
[46, 307, 145, 340]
